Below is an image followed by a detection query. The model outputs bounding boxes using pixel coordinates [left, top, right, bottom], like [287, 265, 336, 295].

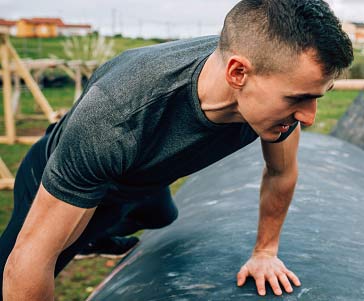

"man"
[0, 0, 353, 299]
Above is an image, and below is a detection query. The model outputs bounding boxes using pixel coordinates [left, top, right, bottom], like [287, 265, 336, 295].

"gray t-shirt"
[41, 36, 297, 208]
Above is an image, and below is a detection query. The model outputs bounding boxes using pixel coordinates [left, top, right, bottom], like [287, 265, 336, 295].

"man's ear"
[225, 55, 252, 89]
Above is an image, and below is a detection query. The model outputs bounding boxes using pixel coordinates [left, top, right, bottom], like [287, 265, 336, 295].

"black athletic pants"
[0, 128, 178, 300]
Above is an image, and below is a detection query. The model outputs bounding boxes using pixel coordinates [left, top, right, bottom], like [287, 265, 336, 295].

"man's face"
[235, 52, 334, 142]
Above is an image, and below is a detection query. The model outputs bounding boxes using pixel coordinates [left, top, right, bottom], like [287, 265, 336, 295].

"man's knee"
[149, 205, 178, 229]
[130, 201, 179, 229]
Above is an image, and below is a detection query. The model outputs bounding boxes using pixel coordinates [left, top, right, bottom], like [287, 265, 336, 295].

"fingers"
[255, 275, 266, 296]
[249, 270, 300, 296]
[267, 273, 283, 295]
[236, 265, 249, 287]
[277, 272, 292, 294]
[285, 269, 301, 287]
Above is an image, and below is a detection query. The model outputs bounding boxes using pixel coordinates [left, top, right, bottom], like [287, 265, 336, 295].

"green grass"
[0, 191, 13, 234]
[9, 36, 160, 60]
[306, 90, 359, 134]
[353, 48, 364, 65]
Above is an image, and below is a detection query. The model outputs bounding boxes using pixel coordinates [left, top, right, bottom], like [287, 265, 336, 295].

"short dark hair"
[219, 0, 353, 77]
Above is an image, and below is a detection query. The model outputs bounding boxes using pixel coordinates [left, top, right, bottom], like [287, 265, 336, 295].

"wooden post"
[12, 74, 21, 114]
[0, 157, 13, 178]
[0, 157, 14, 190]
[74, 64, 82, 102]
[0, 34, 16, 144]
[333, 79, 364, 91]
[0, 178, 14, 190]
[5, 36, 57, 123]
[0, 33, 59, 144]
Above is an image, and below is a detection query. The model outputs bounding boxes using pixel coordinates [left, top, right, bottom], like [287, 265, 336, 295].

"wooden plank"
[0, 136, 12, 144]
[0, 155, 14, 190]
[0, 178, 15, 190]
[16, 136, 41, 145]
[57, 64, 76, 80]
[5, 36, 57, 123]
[12, 74, 21, 114]
[15, 113, 48, 120]
[74, 65, 82, 102]
[22, 59, 65, 70]
[0, 157, 13, 178]
[1, 37, 16, 144]
[333, 79, 364, 91]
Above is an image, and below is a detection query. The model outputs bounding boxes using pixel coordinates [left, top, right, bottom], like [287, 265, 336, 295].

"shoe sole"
[74, 253, 98, 260]
[99, 253, 128, 259]
[74, 252, 127, 260]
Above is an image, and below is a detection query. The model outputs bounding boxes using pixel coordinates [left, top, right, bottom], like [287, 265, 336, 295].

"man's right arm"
[3, 183, 96, 301]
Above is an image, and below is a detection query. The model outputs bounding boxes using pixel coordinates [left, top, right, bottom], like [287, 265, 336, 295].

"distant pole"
[37, 37, 42, 58]
[111, 8, 117, 36]
[198, 21, 202, 36]
[119, 12, 124, 36]
[166, 22, 171, 39]
[138, 20, 143, 38]
[22, 38, 26, 57]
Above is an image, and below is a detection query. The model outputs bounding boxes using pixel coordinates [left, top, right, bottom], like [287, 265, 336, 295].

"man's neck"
[197, 51, 245, 124]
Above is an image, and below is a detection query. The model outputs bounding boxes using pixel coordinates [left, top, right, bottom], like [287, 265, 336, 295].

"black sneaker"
[74, 236, 140, 260]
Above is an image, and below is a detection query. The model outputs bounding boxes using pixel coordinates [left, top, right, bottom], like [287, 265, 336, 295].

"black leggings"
[0, 132, 178, 300]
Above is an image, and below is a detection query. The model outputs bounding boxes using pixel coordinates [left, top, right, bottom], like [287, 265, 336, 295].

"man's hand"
[236, 251, 301, 296]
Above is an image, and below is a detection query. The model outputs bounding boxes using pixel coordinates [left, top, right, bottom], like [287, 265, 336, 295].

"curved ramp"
[88, 132, 364, 301]
[331, 91, 364, 150]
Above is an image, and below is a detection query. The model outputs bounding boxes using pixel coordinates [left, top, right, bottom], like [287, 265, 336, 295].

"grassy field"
[9, 36, 161, 60]
[0, 36, 362, 300]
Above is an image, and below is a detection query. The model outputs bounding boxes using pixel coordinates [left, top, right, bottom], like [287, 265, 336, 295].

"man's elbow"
[3, 246, 55, 300]
[3, 248, 24, 293]
[4, 241, 51, 283]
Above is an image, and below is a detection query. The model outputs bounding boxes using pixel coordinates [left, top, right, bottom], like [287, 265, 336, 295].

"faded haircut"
[218, 0, 353, 77]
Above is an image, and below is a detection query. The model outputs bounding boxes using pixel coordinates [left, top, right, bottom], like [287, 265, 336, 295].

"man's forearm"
[254, 166, 298, 254]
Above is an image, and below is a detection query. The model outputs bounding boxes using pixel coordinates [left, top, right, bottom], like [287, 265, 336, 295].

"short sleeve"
[41, 86, 136, 208]
[270, 121, 299, 143]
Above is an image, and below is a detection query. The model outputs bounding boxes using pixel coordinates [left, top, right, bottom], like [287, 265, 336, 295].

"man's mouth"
[278, 123, 290, 133]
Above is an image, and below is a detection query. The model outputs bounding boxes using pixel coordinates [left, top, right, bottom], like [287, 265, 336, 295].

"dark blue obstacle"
[331, 91, 364, 150]
[87, 132, 364, 301]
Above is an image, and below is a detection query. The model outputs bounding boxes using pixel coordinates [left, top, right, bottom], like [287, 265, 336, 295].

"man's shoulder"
[94, 35, 219, 78]
[89, 36, 219, 107]
[117, 35, 220, 63]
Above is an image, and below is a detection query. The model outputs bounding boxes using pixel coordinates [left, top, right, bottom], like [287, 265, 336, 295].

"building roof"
[20, 18, 65, 26]
[18, 17, 91, 29]
[0, 19, 17, 26]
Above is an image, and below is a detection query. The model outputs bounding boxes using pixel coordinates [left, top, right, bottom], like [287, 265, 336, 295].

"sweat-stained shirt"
[41, 36, 298, 208]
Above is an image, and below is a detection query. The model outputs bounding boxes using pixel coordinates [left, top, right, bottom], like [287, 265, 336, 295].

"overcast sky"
[1, 0, 363, 38]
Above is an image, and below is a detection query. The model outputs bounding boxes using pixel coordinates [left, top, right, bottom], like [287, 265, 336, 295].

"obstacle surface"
[331, 91, 364, 150]
[88, 132, 364, 301]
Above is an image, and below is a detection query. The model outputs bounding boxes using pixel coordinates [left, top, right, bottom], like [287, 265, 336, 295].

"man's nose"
[294, 99, 317, 127]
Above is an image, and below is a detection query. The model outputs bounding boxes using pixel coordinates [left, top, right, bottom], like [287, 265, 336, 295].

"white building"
[0, 19, 17, 35]
[58, 24, 92, 37]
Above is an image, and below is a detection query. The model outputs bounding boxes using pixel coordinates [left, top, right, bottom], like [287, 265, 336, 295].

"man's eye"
[286, 97, 304, 103]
